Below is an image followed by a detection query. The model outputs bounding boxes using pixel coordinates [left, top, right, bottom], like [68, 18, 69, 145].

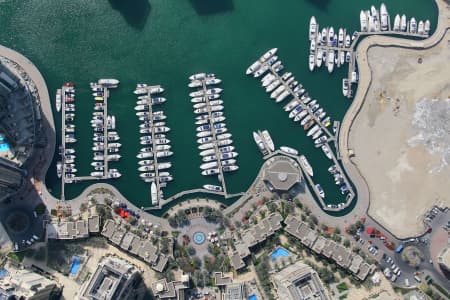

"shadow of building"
[306, 0, 331, 11]
[108, 0, 151, 30]
[189, 0, 234, 15]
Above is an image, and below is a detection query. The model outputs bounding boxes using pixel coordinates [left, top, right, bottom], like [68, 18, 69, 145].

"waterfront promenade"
[338, 0, 450, 238]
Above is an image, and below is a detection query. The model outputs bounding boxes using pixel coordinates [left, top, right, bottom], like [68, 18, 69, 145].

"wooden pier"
[265, 64, 335, 138]
[60, 86, 67, 201]
[137, 85, 169, 206]
[314, 21, 429, 99]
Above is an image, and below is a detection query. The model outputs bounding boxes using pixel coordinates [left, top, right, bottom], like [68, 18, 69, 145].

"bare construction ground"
[349, 31, 450, 239]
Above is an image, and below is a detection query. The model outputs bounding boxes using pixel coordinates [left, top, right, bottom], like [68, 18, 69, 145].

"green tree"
[267, 202, 278, 213]
[343, 239, 351, 247]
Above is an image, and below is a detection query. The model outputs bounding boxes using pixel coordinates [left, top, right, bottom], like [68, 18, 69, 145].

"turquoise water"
[0, 143, 9, 152]
[271, 247, 290, 259]
[69, 256, 81, 275]
[0, 0, 437, 212]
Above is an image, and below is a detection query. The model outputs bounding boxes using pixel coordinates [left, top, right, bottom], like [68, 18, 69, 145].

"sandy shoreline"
[349, 31, 450, 238]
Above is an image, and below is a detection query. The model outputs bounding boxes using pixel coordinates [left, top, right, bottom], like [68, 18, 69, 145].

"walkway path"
[337, 0, 450, 239]
[0, 44, 54, 190]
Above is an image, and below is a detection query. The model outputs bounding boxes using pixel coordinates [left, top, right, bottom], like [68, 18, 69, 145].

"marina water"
[0, 0, 437, 213]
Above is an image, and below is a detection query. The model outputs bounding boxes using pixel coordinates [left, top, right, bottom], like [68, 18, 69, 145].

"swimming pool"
[248, 294, 257, 300]
[69, 256, 81, 275]
[270, 247, 290, 260]
[0, 143, 10, 152]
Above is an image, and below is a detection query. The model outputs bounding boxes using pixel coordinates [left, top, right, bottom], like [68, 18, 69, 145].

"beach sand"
[349, 31, 450, 239]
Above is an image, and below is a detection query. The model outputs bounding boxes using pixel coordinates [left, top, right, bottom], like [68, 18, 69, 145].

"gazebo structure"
[262, 156, 302, 192]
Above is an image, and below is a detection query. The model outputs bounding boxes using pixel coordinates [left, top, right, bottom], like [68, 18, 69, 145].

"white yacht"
[340, 51, 345, 65]
[393, 14, 400, 31]
[309, 54, 315, 72]
[309, 16, 317, 40]
[56, 161, 62, 178]
[338, 28, 344, 46]
[345, 34, 351, 48]
[270, 85, 285, 99]
[260, 48, 278, 62]
[151, 183, 158, 205]
[203, 185, 223, 192]
[299, 155, 313, 177]
[294, 110, 308, 122]
[223, 165, 239, 172]
[342, 78, 349, 97]
[276, 91, 290, 103]
[55, 89, 62, 112]
[327, 50, 335, 73]
[98, 79, 119, 86]
[316, 49, 323, 67]
[253, 64, 270, 78]
[371, 5, 378, 20]
[201, 168, 220, 176]
[315, 184, 325, 198]
[198, 142, 215, 150]
[321, 28, 327, 44]
[266, 80, 281, 92]
[246, 61, 261, 75]
[261, 130, 275, 151]
[368, 15, 375, 32]
[424, 20, 430, 35]
[380, 3, 388, 31]
[90, 172, 104, 177]
[321, 144, 333, 159]
[328, 27, 334, 46]
[401, 15, 407, 31]
[360, 10, 368, 32]
[307, 124, 320, 137]
[280, 146, 298, 156]
[418, 20, 424, 35]
[310, 39, 316, 53]
[138, 160, 153, 166]
[253, 131, 268, 155]
[284, 99, 301, 112]
[410, 17, 417, 33]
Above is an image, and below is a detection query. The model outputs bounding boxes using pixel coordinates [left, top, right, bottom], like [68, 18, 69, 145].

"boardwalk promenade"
[337, 0, 450, 238]
[0, 44, 54, 187]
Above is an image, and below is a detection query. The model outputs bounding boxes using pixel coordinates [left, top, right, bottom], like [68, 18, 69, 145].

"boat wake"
[408, 98, 450, 173]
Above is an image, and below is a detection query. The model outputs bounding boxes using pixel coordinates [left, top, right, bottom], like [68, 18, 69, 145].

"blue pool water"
[69, 256, 81, 275]
[0, 143, 10, 152]
[0, 268, 8, 279]
[193, 232, 206, 245]
[271, 247, 290, 259]
[248, 295, 257, 300]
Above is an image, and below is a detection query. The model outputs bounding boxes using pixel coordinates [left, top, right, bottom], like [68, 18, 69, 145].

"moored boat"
[309, 16, 317, 40]
[321, 144, 333, 159]
[393, 14, 401, 31]
[380, 3, 388, 31]
[401, 14, 407, 31]
[280, 146, 298, 155]
[315, 184, 325, 198]
[203, 184, 223, 192]
[299, 155, 313, 176]
[360, 10, 368, 32]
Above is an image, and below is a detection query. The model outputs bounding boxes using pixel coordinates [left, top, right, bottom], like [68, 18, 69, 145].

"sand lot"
[349, 31, 450, 238]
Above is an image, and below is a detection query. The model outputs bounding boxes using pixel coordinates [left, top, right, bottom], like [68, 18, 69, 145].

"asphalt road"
[357, 207, 450, 290]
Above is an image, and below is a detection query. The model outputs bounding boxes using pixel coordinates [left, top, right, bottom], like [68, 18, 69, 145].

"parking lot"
[355, 206, 450, 289]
